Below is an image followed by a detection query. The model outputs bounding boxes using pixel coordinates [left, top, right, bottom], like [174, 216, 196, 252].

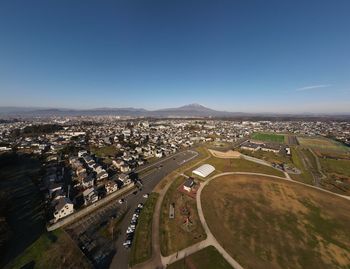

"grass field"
[297, 137, 350, 157]
[239, 149, 292, 166]
[160, 176, 206, 256]
[187, 156, 285, 178]
[167, 246, 232, 269]
[202, 175, 350, 269]
[290, 147, 314, 185]
[251, 133, 285, 143]
[0, 154, 46, 267]
[90, 145, 119, 157]
[5, 229, 91, 269]
[129, 193, 159, 267]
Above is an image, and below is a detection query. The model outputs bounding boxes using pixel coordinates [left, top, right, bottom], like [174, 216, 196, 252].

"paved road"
[132, 151, 212, 269]
[109, 150, 198, 269]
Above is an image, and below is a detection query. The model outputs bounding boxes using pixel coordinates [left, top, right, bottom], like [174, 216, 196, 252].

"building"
[183, 178, 195, 192]
[192, 164, 215, 178]
[53, 197, 74, 222]
[83, 187, 99, 205]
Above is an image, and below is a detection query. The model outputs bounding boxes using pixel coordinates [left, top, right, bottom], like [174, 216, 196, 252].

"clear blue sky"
[0, 0, 349, 113]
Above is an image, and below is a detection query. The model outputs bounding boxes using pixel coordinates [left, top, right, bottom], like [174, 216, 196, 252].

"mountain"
[0, 104, 349, 119]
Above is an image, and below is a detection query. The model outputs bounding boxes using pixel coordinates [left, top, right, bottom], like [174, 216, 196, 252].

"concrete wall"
[47, 183, 136, 231]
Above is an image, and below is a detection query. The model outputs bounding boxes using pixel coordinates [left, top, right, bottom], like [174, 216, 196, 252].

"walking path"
[131, 150, 350, 269]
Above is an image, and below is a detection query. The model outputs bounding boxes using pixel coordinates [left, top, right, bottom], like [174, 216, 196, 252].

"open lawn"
[239, 149, 292, 166]
[167, 246, 232, 269]
[90, 145, 119, 158]
[290, 147, 314, 185]
[186, 156, 284, 178]
[129, 193, 159, 267]
[5, 229, 91, 269]
[160, 176, 206, 256]
[297, 137, 350, 157]
[202, 175, 350, 269]
[251, 133, 285, 143]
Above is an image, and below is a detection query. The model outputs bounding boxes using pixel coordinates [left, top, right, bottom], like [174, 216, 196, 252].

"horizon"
[1, 1, 350, 113]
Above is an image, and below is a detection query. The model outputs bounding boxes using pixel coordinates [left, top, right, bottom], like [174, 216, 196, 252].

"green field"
[5, 229, 91, 269]
[297, 137, 350, 156]
[251, 133, 285, 143]
[167, 246, 232, 269]
[202, 175, 350, 269]
[320, 158, 350, 178]
[187, 156, 285, 178]
[129, 193, 159, 267]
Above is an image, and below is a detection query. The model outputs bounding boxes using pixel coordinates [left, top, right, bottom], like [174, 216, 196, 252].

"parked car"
[118, 199, 125, 204]
[143, 193, 149, 198]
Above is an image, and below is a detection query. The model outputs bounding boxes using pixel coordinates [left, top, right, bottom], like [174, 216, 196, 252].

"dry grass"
[186, 156, 284, 178]
[160, 176, 206, 256]
[202, 175, 350, 269]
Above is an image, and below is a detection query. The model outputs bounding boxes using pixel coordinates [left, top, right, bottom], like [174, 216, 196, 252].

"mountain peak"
[180, 103, 206, 109]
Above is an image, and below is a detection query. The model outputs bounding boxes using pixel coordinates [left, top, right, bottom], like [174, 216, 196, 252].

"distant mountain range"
[0, 103, 349, 119]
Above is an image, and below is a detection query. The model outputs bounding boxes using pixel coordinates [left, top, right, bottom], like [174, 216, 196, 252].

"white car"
[137, 203, 144, 209]
[123, 240, 131, 248]
[118, 199, 125, 204]
[143, 193, 149, 198]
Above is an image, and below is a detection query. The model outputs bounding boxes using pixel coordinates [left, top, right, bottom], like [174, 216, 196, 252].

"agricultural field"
[160, 176, 206, 256]
[167, 246, 232, 269]
[129, 193, 159, 267]
[202, 175, 350, 269]
[251, 132, 285, 143]
[5, 229, 92, 269]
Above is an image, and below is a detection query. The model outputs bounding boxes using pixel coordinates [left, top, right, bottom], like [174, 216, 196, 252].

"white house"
[53, 197, 74, 222]
[83, 187, 99, 205]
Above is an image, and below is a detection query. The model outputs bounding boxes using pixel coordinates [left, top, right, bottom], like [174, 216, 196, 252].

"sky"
[0, 0, 349, 113]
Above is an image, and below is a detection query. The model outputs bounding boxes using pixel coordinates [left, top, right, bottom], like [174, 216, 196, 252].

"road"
[109, 149, 198, 269]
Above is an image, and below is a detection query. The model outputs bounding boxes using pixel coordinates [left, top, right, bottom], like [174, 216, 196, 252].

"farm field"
[160, 176, 206, 256]
[167, 246, 232, 269]
[251, 132, 285, 143]
[202, 175, 350, 269]
[129, 193, 159, 267]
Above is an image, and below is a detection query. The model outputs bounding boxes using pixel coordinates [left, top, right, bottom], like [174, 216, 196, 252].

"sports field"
[202, 175, 350, 269]
[251, 133, 285, 143]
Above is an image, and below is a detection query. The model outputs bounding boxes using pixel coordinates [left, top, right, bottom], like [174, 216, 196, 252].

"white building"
[53, 197, 74, 222]
[192, 164, 215, 178]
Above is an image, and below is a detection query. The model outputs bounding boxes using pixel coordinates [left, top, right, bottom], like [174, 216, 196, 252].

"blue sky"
[0, 0, 349, 113]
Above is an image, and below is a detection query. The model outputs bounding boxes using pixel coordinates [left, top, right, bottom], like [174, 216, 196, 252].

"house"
[119, 173, 131, 185]
[120, 164, 130, 173]
[53, 197, 74, 222]
[183, 178, 195, 192]
[97, 170, 108, 181]
[113, 159, 124, 169]
[105, 180, 118, 194]
[83, 187, 99, 205]
[82, 174, 95, 188]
